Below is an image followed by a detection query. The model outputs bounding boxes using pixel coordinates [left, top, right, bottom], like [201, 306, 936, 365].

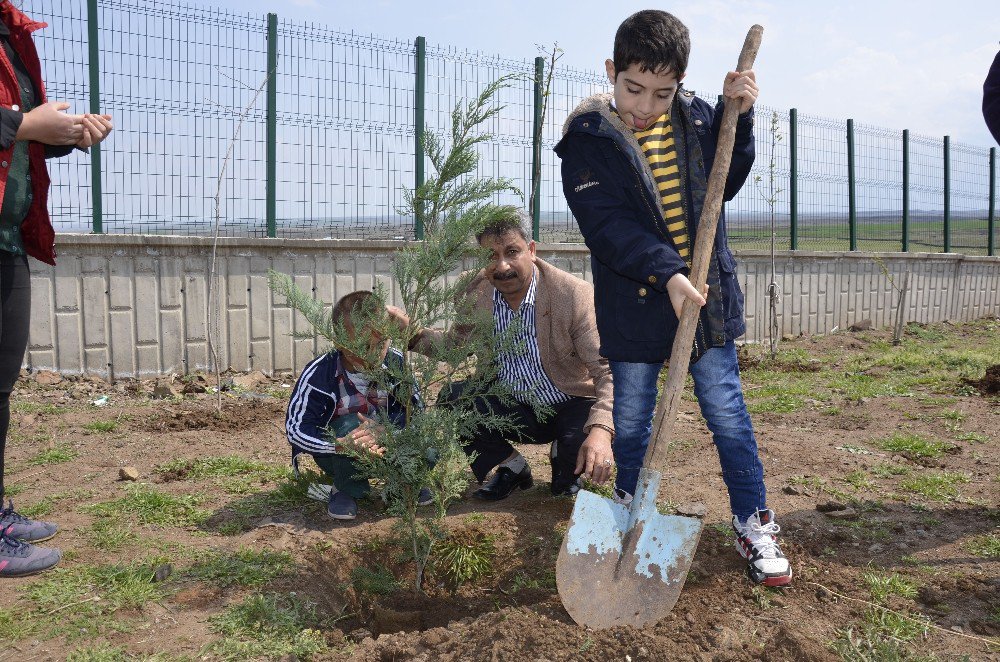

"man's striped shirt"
[493, 270, 570, 407]
[632, 112, 691, 263]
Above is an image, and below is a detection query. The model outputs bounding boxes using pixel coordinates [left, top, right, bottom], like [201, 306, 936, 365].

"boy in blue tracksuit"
[285, 290, 430, 520]
[554, 10, 791, 586]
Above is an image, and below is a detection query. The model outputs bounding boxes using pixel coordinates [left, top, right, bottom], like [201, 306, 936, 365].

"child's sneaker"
[326, 491, 358, 520]
[0, 530, 61, 577]
[732, 509, 792, 586]
[0, 500, 58, 543]
[416, 487, 434, 507]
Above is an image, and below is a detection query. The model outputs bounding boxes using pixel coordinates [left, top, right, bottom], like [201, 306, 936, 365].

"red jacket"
[0, 3, 55, 265]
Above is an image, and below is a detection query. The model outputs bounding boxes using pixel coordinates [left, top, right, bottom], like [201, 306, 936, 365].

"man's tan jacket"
[412, 258, 614, 435]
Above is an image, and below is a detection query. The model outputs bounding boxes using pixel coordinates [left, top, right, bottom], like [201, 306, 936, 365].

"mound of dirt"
[140, 399, 285, 432]
[964, 364, 1000, 395]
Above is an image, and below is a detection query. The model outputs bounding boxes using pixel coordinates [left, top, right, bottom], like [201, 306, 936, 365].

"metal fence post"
[531, 56, 544, 242]
[789, 108, 797, 250]
[847, 119, 856, 251]
[86, 0, 103, 234]
[902, 129, 909, 252]
[414, 36, 426, 240]
[943, 135, 950, 253]
[990, 147, 996, 257]
[265, 13, 277, 238]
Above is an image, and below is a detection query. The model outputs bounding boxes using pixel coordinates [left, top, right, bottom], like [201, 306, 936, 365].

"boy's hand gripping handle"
[643, 25, 764, 471]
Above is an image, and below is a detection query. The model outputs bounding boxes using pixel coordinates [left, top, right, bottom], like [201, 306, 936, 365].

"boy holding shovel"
[555, 9, 791, 586]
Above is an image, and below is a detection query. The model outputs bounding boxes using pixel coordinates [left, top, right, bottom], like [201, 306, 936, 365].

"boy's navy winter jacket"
[554, 89, 754, 364]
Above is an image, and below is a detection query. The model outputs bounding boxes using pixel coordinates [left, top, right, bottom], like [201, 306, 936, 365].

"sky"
[209, 0, 1000, 147]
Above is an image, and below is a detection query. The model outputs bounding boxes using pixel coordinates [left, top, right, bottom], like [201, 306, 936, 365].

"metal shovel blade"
[556, 468, 702, 629]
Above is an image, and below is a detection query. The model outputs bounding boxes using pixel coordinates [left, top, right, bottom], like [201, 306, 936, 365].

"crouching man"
[395, 211, 616, 500]
[285, 291, 431, 520]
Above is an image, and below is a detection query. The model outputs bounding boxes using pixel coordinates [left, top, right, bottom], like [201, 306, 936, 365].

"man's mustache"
[493, 271, 518, 281]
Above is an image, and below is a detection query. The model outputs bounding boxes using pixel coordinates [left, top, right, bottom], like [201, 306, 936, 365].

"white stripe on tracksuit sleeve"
[286, 356, 339, 454]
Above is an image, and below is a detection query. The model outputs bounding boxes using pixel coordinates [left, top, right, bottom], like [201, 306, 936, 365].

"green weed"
[870, 463, 910, 478]
[746, 393, 804, 414]
[13, 402, 70, 415]
[205, 593, 327, 660]
[432, 534, 496, 586]
[89, 520, 138, 551]
[862, 570, 919, 603]
[963, 533, 1000, 558]
[350, 565, 401, 596]
[83, 484, 209, 527]
[156, 456, 287, 482]
[27, 444, 78, 466]
[899, 472, 971, 501]
[20, 489, 93, 519]
[66, 645, 130, 661]
[83, 420, 118, 433]
[187, 548, 294, 588]
[841, 470, 876, 491]
[955, 431, 989, 444]
[875, 433, 955, 459]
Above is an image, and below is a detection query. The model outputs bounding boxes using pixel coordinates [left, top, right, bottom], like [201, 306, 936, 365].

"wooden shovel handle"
[643, 25, 763, 471]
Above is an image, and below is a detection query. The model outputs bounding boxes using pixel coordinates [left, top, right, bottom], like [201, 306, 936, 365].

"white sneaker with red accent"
[732, 509, 792, 586]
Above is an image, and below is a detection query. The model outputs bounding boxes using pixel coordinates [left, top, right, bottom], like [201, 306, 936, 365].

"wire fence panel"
[273, 23, 416, 239]
[793, 112, 851, 251]
[24, 0, 1000, 255]
[727, 105, 791, 251]
[909, 132, 946, 253]
[853, 123, 904, 252]
[950, 141, 991, 256]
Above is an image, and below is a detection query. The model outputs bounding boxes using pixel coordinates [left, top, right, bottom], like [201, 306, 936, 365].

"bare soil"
[2, 323, 998, 661]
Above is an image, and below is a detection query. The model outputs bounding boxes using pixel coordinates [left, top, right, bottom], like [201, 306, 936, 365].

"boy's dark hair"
[613, 10, 690, 77]
[332, 290, 375, 330]
[475, 208, 532, 245]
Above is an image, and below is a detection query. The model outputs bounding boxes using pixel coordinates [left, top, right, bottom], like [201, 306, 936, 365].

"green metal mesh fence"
[25, 0, 1000, 253]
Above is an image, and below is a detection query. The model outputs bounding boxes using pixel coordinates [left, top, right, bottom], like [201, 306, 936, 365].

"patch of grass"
[83, 484, 209, 527]
[581, 479, 615, 499]
[841, 470, 876, 491]
[509, 569, 557, 592]
[788, 475, 826, 490]
[66, 645, 130, 661]
[83, 420, 118, 433]
[19, 489, 93, 519]
[955, 431, 989, 444]
[27, 443, 78, 466]
[2, 483, 24, 498]
[870, 463, 911, 478]
[209, 473, 317, 534]
[21, 558, 172, 641]
[156, 456, 287, 482]
[862, 570, 919, 603]
[874, 432, 955, 459]
[89, 520, 138, 551]
[964, 533, 1000, 558]
[432, 534, 496, 587]
[0, 606, 37, 641]
[188, 548, 294, 588]
[350, 565, 401, 596]
[899, 472, 971, 502]
[206, 593, 327, 661]
[13, 402, 70, 415]
[746, 393, 804, 414]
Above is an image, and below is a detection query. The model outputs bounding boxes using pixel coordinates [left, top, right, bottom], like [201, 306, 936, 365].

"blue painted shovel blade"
[556, 478, 703, 629]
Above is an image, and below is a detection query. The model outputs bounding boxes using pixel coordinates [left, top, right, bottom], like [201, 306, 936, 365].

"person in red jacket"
[0, 0, 112, 577]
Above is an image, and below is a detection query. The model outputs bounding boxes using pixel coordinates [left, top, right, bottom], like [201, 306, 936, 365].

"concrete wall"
[24, 234, 1000, 378]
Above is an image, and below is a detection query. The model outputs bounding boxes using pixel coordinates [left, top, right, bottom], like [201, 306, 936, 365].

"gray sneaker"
[0, 531, 61, 577]
[417, 487, 434, 506]
[0, 500, 58, 543]
[327, 491, 358, 520]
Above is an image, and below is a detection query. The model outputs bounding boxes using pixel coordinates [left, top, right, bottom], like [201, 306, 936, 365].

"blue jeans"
[611, 341, 766, 520]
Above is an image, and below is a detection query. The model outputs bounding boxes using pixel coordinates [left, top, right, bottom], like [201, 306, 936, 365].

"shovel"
[556, 25, 764, 630]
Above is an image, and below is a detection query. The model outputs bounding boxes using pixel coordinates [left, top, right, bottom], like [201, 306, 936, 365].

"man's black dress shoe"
[474, 465, 533, 500]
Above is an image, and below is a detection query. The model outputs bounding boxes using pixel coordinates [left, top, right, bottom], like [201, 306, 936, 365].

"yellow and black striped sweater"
[631, 112, 691, 264]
